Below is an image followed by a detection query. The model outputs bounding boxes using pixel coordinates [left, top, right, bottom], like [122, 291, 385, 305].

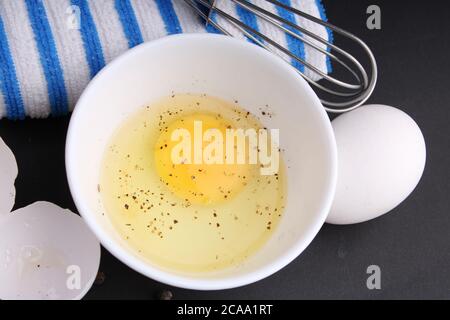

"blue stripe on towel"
[276, 0, 305, 73]
[71, 0, 106, 78]
[155, 0, 182, 35]
[315, 0, 333, 73]
[115, 0, 144, 48]
[0, 15, 25, 120]
[25, 0, 68, 116]
[236, 2, 263, 44]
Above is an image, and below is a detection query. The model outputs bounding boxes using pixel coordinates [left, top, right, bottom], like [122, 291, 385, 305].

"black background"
[0, 0, 449, 299]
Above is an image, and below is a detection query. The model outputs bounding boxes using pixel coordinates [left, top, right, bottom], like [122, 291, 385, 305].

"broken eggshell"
[0, 201, 100, 300]
[0, 136, 18, 215]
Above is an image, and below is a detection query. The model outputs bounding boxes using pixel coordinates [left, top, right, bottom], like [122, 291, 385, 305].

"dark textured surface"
[0, 0, 449, 299]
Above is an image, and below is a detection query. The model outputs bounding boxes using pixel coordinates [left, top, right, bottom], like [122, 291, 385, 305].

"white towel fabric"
[0, 0, 332, 120]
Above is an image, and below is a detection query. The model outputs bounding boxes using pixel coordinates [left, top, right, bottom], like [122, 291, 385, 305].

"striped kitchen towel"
[0, 0, 332, 120]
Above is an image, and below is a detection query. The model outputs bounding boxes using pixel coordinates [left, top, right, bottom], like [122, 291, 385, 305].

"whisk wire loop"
[183, 0, 378, 113]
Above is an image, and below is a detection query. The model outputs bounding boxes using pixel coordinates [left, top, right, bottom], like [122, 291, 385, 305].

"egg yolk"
[154, 114, 253, 205]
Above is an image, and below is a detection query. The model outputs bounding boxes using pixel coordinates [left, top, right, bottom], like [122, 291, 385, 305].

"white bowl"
[66, 34, 337, 290]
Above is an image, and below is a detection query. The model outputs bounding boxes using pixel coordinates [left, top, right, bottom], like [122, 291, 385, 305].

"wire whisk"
[183, 0, 378, 113]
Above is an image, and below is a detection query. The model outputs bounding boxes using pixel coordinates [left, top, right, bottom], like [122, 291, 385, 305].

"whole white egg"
[327, 105, 426, 225]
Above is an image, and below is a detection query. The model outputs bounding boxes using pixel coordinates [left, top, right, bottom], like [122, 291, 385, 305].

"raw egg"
[155, 113, 253, 205]
[100, 94, 286, 273]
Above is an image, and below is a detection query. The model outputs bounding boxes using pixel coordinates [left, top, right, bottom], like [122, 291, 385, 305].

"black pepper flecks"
[103, 94, 286, 266]
[157, 289, 173, 300]
[94, 271, 106, 285]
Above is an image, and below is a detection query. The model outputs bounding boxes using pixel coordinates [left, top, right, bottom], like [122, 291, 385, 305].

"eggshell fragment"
[0, 136, 18, 214]
[327, 105, 426, 225]
[0, 202, 101, 300]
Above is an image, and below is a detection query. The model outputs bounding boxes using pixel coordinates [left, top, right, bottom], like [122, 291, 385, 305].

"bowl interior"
[66, 34, 336, 290]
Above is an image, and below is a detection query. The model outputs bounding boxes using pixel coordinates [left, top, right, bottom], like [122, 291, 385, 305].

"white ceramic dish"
[66, 34, 337, 290]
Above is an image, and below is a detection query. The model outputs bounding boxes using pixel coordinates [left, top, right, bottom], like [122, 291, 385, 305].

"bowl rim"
[66, 33, 337, 290]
